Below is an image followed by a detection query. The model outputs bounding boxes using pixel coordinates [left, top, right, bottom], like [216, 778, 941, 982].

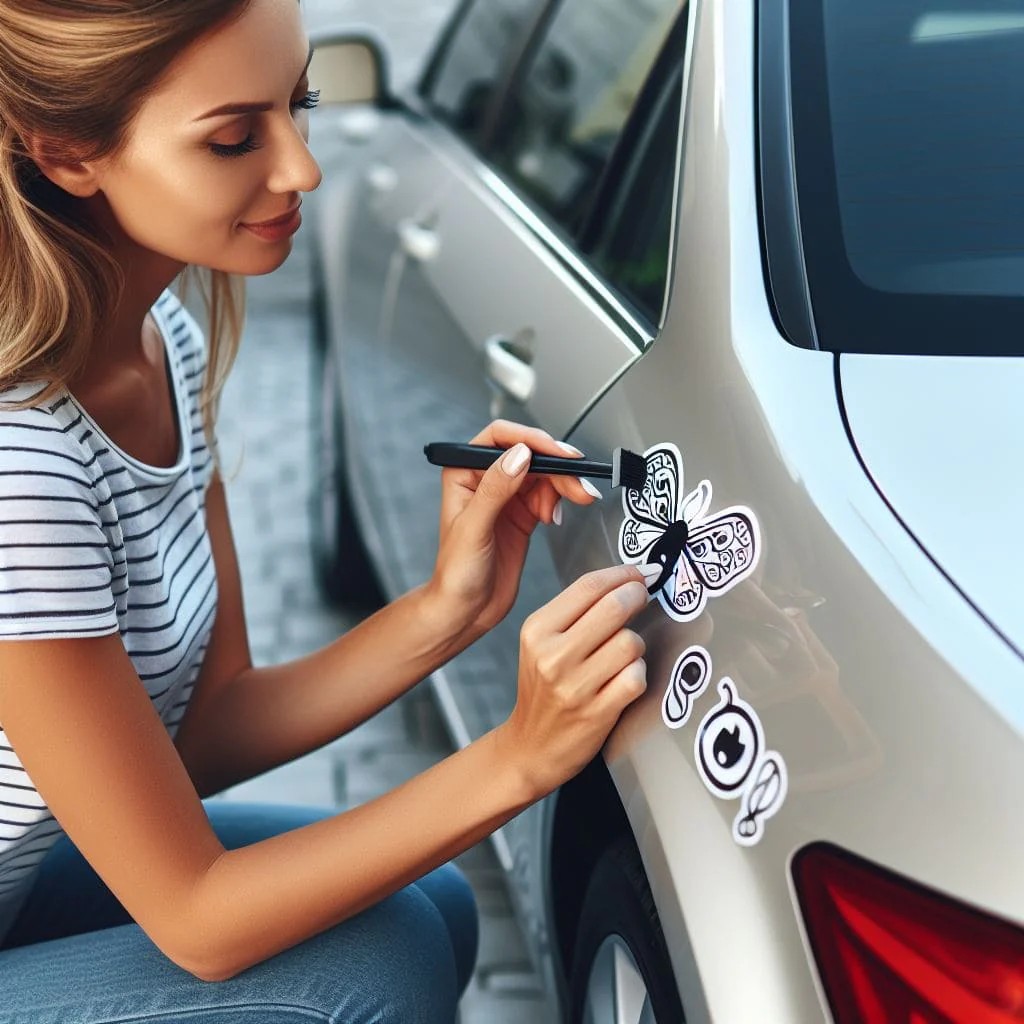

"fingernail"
[558, 441, 585, 457]
[620, 581, 650, 608]
[552, 499, 563, 526]
[639, 563, 662, 585]
[580, 478, 603, 500]
[502, 443, 531, 476]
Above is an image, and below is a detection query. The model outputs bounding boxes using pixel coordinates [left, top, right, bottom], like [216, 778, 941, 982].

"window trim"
[416, 0, 556, 148]
[476, 161, 656, 345]
[578, 7, 690, 256]
[756, 0, 819, 350]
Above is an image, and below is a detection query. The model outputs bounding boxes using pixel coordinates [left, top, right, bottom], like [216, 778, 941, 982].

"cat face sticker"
[618, 443, 761, 622]
[695, 679, 788, 847]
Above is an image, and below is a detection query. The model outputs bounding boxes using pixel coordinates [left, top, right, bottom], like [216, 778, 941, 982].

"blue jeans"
[0, 800, 479, 1023]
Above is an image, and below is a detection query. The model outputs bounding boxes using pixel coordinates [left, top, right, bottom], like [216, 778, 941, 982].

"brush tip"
[612, 447, 647, 491]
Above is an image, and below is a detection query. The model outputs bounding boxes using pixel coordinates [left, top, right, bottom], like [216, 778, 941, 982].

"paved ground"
[202, 9, 554, 1015]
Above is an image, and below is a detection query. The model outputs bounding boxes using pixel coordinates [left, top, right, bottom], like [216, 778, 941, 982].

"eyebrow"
[193, 42, 314, 122]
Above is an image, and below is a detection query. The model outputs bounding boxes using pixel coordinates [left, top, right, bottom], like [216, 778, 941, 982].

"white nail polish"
[502, 443, 531, 476]
[639, 563, 662, 584]
[558, 441, 585, 457]
[552, 500, 563, 526]
[580, 478, 603, 500]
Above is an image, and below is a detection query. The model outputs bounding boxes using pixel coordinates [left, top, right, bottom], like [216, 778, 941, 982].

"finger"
[541, 473, 604, 507]
[537, 566, 649, 637]
[523, 480, 562, 526]
[503, 487, 545, 537]
[525, 477, 600, 518]
[576, 628, 647, 698]
[469, 420, 568, 456]
[593, 657, 648, 716]
[470, 421, 602, 506]
[456, 441, 534, 541]
[560, 581, 650, 664]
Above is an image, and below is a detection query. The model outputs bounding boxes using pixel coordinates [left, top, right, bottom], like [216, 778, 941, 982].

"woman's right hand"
[498, 563, 660, 799]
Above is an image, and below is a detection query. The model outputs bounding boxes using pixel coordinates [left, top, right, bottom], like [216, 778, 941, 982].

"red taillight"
[792, 844, 1024, 1022]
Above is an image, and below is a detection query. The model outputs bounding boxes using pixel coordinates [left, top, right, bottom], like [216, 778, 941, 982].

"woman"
[0, 1, 658, 1020]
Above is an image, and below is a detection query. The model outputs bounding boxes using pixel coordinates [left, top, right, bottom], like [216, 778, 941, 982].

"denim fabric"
[0, 800, 479, 1023]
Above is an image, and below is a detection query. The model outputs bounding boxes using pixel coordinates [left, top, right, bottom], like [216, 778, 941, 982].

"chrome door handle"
[484, 334, 536, 404]
[397, 218, 441, 262]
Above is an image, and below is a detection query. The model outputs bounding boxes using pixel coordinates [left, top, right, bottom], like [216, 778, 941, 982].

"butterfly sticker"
[618, 442, 761, 622]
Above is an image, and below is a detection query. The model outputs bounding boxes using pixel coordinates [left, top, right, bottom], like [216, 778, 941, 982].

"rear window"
[790, 0, 1024, 355]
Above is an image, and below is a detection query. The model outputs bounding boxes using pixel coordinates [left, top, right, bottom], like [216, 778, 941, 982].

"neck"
[70, 194, 187, 393]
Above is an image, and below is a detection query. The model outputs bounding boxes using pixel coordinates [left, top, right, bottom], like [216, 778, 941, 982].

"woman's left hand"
[427, 419, 602, 640]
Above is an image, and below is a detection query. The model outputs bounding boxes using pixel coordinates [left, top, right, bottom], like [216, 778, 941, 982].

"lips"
[242, 201, 301, 229]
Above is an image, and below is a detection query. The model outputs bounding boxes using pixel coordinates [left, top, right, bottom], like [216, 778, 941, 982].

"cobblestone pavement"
[202, 7, 555, 1017]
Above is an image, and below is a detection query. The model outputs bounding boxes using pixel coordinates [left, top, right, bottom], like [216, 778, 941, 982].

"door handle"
[337, 108, 381, 143]
[484, 334, 536, 404]
[365, 163, 398, 193]
[397, 218, 441, 263]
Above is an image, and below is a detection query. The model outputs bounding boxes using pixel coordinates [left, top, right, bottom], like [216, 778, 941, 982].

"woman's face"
[91, 0, 323, 277]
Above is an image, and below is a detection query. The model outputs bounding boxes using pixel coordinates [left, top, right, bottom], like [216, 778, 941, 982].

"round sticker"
[694, 679, 764, 798]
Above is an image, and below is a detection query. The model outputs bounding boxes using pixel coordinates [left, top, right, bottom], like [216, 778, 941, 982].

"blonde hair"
[0, 0, 253, 465]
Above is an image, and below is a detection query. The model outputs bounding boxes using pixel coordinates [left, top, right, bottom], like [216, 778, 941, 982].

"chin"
[210, 243, 295, 277]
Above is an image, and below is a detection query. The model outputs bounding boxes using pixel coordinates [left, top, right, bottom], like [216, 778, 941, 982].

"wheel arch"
[546, 755, 635, 1006]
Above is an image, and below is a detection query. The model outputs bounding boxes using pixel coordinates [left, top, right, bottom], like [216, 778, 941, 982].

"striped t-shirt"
[0, 288, 219, 946]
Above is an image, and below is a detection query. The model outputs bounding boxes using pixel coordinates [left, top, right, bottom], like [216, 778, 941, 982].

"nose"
[267, 119, 323, 195]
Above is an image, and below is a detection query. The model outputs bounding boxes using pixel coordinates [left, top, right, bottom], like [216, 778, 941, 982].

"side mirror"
[308, 27, 395, 108]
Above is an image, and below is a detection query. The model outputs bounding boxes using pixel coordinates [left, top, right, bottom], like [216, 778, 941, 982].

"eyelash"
[209, 89, 321, 159]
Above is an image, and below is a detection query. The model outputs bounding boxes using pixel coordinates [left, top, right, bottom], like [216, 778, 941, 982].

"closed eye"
[209, 90, 321, 159]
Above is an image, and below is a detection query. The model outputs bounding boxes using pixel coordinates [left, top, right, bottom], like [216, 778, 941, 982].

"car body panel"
[554, 2, 1024, 1020]
[839, 354, 1024, 660]
[327, 43, 685, 996]
[311, 114, 565, 986]
[311, 1, 1024, 1020]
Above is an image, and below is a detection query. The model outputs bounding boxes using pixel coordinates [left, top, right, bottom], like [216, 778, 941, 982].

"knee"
[319, 886, 461, 1024]
[413, 863, 479, 997]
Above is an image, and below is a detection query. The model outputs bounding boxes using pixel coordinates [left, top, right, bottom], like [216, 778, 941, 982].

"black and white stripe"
[0, 289, 219, 941]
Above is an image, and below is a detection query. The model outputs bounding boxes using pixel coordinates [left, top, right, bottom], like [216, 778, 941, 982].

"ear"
[21, 131, 102, 198]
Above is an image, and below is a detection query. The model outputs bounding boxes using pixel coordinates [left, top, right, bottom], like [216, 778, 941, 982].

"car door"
[377, 0, 688, 734]
[315, 0, 549, 611]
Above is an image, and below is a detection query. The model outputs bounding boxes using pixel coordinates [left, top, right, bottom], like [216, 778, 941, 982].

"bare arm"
[198, 725, 530, 979]
[173, 475, 483, 801]
[0, 565, 646, 982]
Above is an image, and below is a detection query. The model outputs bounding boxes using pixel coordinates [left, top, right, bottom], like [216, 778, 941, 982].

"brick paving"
[202, 7, 556, 1014]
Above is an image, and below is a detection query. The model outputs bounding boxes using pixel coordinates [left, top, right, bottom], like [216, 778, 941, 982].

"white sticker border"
[661, 645, 713, 731]
[616, 441, 762, 624]
[689, 677, 789, 848]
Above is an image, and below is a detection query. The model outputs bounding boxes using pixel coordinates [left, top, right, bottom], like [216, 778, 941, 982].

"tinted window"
[489, 0, 683, 238]
[422, 0, 547, 145]
[790, 0, 1024, 355]
[588, 69, 682, 324]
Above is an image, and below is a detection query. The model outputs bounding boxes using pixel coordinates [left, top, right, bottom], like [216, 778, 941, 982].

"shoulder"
[0, 390, 98, 494]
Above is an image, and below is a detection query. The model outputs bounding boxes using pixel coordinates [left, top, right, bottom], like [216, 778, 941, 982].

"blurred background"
[204, 1, 554, 1021]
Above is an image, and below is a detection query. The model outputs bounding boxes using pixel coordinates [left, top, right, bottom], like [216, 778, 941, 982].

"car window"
[587, 65, 683, 325]
[789, 0, 1024, 356]
[487, 0, 684, 240]
[420, 0, 549, 146]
